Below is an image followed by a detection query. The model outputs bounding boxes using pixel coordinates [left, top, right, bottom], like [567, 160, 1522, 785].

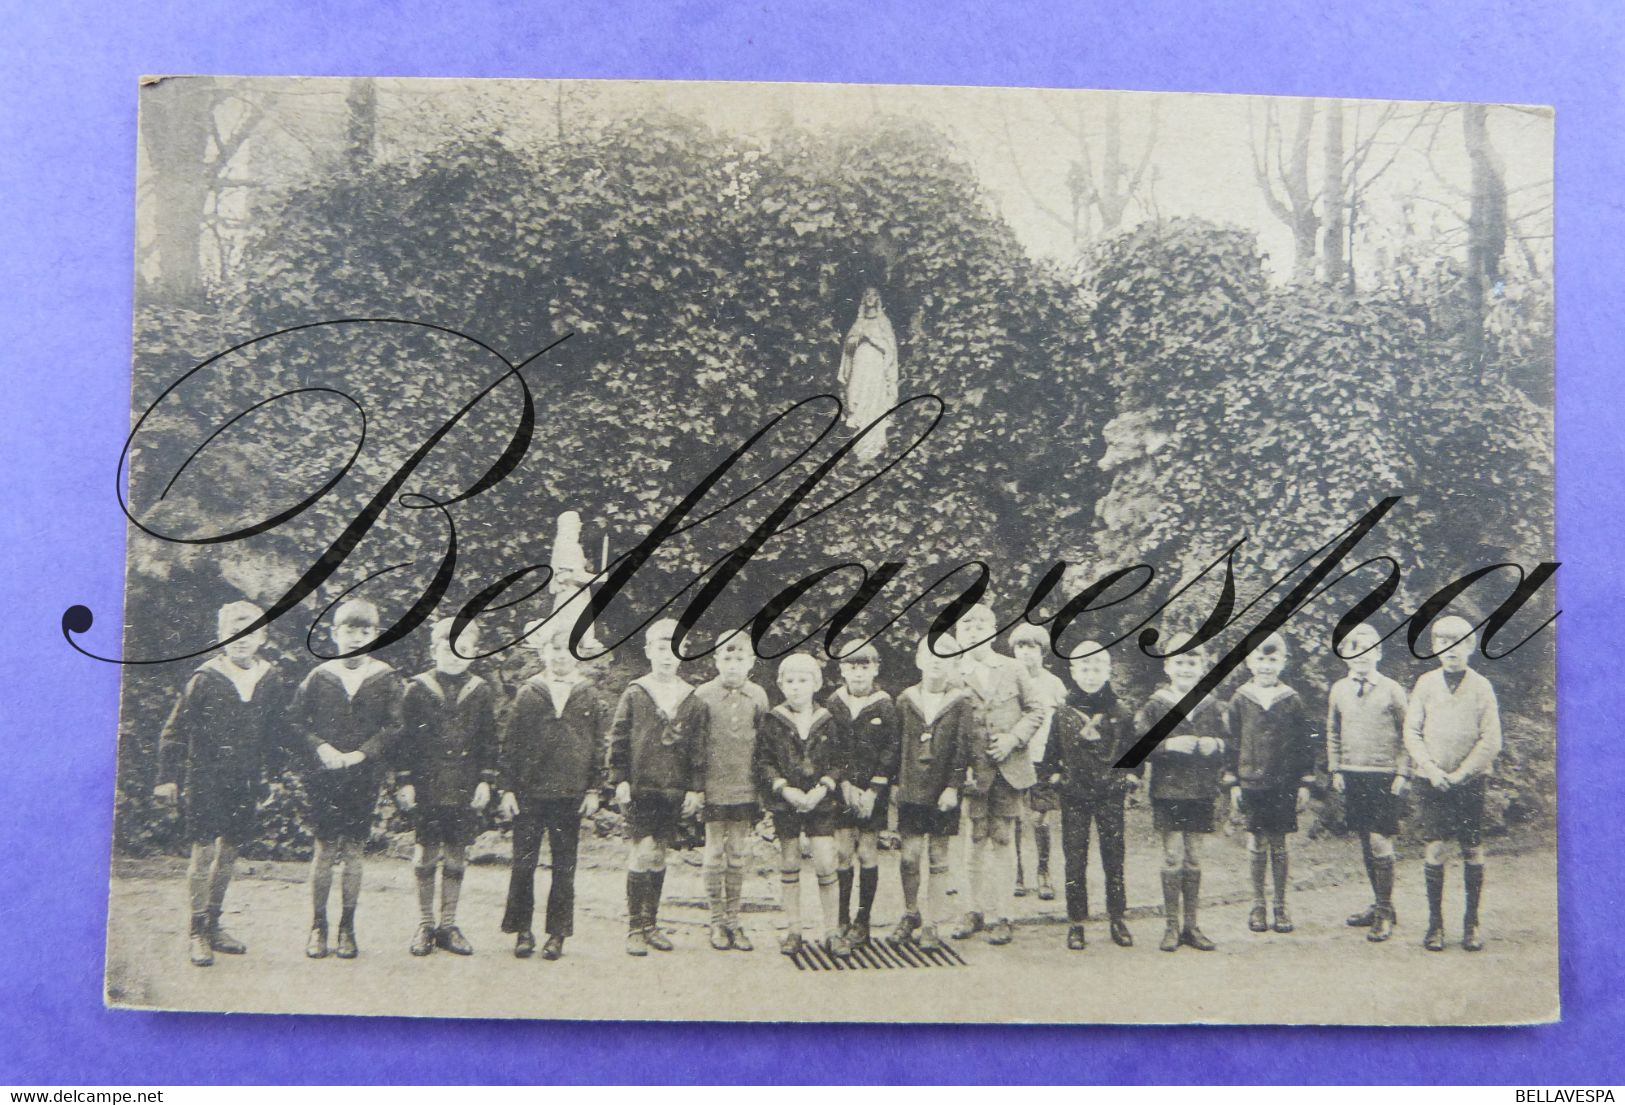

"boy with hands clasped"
[1405, 614, 1503, 952]
[292, 598, 403, 961]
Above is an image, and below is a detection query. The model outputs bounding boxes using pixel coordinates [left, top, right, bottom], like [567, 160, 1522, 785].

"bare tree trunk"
[1321, 100, 1346, 287]
[1285, 100, 1318, 280]
[1463, 104, 1507, 382]
[346, 77, 377, 167]
[140, 76, 215, 303]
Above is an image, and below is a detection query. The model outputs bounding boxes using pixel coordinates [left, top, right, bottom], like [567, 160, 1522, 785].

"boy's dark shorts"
[772, 805, 839, 840]
[625, 790, 682, 844]
[1152, 796, 1216, 834]
[305, 767, 382, 841]
[837, 789, 890, 832]
[1239, 786, 1299, 834]
[414, 804, 478, 848]
[896, 801, 960, 838]
[1026, 782, 1061, 815]
[184, 786, 259, 844]
[703, 802, 759, 824]
[1418, 776, 1486, 847]
[1342, 771, 1403, 836]
[966, 775, 1028, 821]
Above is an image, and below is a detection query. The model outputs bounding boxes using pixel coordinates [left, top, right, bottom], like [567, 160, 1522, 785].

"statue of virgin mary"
[837, 285, 899, 462]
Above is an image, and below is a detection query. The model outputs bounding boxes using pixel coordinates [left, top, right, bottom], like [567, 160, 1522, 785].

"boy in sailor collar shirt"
[291, 598, 404, 961]
[154, 600, 287, 967]
[498, 621, 608, 960]
[756, 653, 850, 958]
[892, 632, 978, 952]
[607, 618, 705, 956]
[1224, 633, 1318, 936]
[397, 617, 499, 957]
[829, 643, 901, 948]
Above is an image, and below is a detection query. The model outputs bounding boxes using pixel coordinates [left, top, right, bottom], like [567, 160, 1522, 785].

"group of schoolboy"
[155, 591, 1503, 968]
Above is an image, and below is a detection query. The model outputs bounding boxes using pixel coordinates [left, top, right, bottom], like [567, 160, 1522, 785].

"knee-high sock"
[705, 866, 726, 927]
[1424, 863, 1445, 929]
[414, 865, 437, 925]
[648, 868, 666, 927]
[339, 846, 363, 927]
[818, 871, 840, 938]
[781, 870, 802, 935]
[440, 864, 464, 925]
[1372, 854, 1396, 913]
[1249, 847, 1268, 906]
[1035, 822, 1051, 879]
[725, 865, 744, 926]
[625, 870, 645, 932]
[1270, 843, 1289, 906]
[1463, 862, 1484, 928]
[310, 844, 335, 927]
[927, 863, 951, 927]
[837, 867, 854, 927]
[187, 845, 211, 919]
[1360, 834, 1377, 899]
[206, 843, 237, 915]
[1181, 866, 1203, 929]
[1160, 868, 1182, 927]
[900, 859, 921, 915]
[1013, 821, 1026, 885]
[856, 865, 879, 923]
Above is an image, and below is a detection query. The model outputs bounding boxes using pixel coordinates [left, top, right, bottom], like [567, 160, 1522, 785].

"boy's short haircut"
[431, 616, 479, 648]
[1255, 631, 1288, 658]
[217, 600, 264, 636]
[1160, 630, 1208, 662]
[838, 643, 880, 667]
[1432, 614, 1475, 641]
[917, 630, 960, 661]
[714, 631, 753, 656]
[1010, 624, 1048, 648]
[1340, 622, 1382, 657]
[334, 598, 380, 627]
[777, 652, 824, 686]
[645, 617, 679, 644]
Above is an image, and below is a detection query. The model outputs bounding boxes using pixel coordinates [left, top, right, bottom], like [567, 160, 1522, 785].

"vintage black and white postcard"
[102, 76, 1556, 1024]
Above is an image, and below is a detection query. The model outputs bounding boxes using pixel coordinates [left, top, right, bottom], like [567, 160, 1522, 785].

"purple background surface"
[0, 0, 1617, 1085]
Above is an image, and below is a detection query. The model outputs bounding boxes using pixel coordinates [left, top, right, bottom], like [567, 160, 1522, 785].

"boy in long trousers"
[828, 643, 901, 946]
[608, 618, 704, 956]
[1326, 622, 1410, 942]
[292, 598, 403, 960]
[1404, 614, 1503, 952]
[1136, 633, 1227, 952]
[1011, 624, 1066, 901]
[952, 604, 1045, 947]
[756, 653, 851, 957]
[1037, 643, 1139, 950]
[498, 621, 607, 960]
[690, 632, 769, 951]
[892, 632, 977, 951]
[1223, 633, 1317, 935]
[153, 600, 287, 966]
[396, 617, 498, 956]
